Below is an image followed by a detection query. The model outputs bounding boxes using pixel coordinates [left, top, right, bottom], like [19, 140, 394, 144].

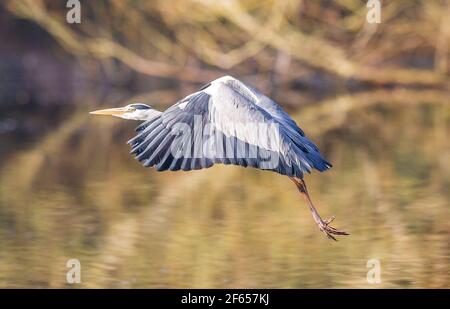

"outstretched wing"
[127, 76, 331, 177]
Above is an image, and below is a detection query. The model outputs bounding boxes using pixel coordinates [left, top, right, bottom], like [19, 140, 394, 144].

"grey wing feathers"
[208, 78, 332, 173]
[128, 91, 214, 171]
[127, 76, 331, 177]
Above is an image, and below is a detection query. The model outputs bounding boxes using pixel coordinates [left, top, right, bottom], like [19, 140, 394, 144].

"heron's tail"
[290, 136, 332, 173]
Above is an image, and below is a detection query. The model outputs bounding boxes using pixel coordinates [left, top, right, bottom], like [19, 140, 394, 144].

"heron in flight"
[90, 76, 348, 240]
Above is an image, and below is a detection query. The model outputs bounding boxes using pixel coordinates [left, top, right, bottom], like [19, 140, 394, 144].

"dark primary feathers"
[127, 76, 331, 178]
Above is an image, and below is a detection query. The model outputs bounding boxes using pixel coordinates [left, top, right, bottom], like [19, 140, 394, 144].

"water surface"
[0, 90, 448, 288]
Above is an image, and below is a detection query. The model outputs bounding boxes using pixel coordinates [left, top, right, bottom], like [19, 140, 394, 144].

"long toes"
[323, 216, 335, 225]
[319, 223, 350, 240]
[329, 229, 349, 236]
[322, 219, 350, 236]
[321, 229, 337, 241]
[325, 226, 349, 236]
[316, 217, 349, 240]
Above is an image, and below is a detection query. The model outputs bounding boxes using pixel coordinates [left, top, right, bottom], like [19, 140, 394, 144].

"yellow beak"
[89, 107, 127, 116]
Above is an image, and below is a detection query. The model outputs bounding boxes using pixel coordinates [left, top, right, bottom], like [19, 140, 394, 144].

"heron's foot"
[316, 216, 349, 241]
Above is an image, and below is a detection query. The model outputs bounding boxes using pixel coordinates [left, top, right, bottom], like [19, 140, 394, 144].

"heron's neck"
[126, 109, 162, 121]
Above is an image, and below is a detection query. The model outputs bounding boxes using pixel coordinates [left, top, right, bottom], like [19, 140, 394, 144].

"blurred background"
[0, 0, 449, 288]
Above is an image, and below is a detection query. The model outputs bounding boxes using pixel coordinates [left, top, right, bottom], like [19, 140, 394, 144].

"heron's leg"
[290, 177, 349, 241]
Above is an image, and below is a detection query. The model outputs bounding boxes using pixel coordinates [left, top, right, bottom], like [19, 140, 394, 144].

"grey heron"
[90, 76, 348, 240]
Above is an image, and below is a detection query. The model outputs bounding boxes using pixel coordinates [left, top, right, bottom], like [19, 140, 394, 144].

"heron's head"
[90, 103, 153, 121]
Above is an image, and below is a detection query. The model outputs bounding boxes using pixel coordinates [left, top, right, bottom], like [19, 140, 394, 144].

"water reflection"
[0, 90, 448, 288]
